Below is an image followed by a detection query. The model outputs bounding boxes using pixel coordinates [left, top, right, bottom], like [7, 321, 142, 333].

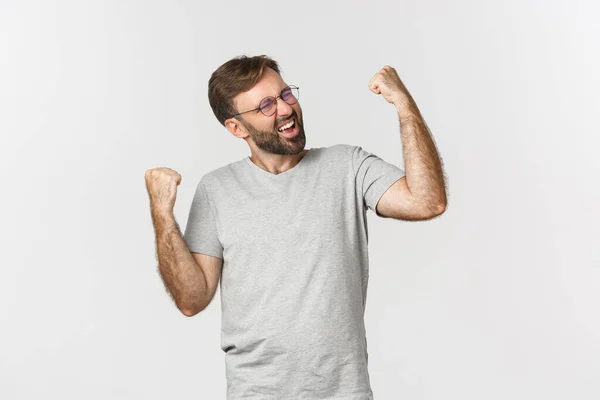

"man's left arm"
[368, 65, 447, 221]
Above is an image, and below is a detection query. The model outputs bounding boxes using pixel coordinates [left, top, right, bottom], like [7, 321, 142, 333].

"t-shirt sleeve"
[351, 145, 406, 215]
[183, 180, 224, 259]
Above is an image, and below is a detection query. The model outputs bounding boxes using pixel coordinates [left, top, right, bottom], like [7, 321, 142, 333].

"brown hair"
[208, 55, 281, 126]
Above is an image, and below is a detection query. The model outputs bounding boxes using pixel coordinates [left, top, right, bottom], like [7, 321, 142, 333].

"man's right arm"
[145, 167, 223, 317]
[152, 209, 223, 316]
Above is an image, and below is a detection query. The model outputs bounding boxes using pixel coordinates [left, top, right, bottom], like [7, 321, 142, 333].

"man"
[145, 55, 447, 399]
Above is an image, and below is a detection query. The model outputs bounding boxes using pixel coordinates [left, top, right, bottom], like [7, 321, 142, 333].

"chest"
[215, 178, 354, 256]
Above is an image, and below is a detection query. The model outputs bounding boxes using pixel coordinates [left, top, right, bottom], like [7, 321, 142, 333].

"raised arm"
[368, 65, 447, 220]
[145, 168, 223, 316]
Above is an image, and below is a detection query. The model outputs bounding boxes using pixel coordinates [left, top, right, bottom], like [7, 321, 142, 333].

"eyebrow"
[262, 86, 289, 100]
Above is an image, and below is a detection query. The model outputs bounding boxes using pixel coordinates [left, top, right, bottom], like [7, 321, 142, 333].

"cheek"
[266, 119, 279, 132]
[294, 105, 303, 123]
[249, 118, 276, 133]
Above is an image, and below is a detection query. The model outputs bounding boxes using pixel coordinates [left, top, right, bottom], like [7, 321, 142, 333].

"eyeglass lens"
[259, 87, 299, 116]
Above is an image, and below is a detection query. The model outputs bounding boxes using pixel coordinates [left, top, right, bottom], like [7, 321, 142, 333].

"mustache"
[274, 110, 300, 128]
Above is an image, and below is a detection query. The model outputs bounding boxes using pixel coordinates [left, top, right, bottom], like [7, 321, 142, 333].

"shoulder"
[312, 143, 374, 166]
[326, 143, 358, 152]
[326, 143, 376, 171]
[317, 143, 362, 160]
[308, 144, 367, 177]
[189, 158, 245, 196]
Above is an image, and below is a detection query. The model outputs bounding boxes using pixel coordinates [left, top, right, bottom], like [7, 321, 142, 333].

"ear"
[224, 117, 249, 139]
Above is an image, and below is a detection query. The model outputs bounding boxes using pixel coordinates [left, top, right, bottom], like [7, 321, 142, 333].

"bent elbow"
[434, 202, 446, 216]
[419, 203, 446, 220]
[178, 302, 205, 317]
[180, 308, 199, 317]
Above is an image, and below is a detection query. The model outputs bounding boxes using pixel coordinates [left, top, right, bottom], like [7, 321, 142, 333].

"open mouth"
[277, 119, 295, 133]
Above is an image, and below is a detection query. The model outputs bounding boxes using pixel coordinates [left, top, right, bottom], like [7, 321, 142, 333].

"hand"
[368, 65, 413, 112]
[144, 167, 182, 214]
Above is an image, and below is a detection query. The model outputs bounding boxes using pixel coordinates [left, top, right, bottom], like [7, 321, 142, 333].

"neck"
[249, 149, 309, 175]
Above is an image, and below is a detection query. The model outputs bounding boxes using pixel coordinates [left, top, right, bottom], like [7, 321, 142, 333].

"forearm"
[396, 102, 447, 212]
[151, 209, 209, 314]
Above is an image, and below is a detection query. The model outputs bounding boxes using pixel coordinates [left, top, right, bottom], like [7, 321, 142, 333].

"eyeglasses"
[230, 85, 300, 118]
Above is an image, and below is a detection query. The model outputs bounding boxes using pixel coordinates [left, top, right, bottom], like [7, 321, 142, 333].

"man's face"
[232, 68, 306, 155]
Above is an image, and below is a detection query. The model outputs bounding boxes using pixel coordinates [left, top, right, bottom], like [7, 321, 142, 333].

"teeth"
[278, 120, 295, 131]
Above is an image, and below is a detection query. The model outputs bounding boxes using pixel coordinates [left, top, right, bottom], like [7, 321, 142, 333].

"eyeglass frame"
[229, 85, 300, 118]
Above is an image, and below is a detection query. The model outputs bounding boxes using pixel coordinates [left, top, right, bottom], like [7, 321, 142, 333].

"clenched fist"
[144, 167, 182, 214]
[368, 65, 414, 113]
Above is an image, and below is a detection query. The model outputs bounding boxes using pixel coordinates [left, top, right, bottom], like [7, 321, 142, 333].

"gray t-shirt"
[183, 144, 405, 399]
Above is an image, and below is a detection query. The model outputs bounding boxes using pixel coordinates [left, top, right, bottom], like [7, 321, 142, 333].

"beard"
[239, 109, 306, 156]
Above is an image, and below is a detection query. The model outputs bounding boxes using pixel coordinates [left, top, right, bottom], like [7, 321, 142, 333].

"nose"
[276, 96, 294, 117]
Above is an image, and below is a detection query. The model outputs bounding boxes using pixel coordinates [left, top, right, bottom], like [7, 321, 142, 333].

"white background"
[1, 0, 598, 399]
